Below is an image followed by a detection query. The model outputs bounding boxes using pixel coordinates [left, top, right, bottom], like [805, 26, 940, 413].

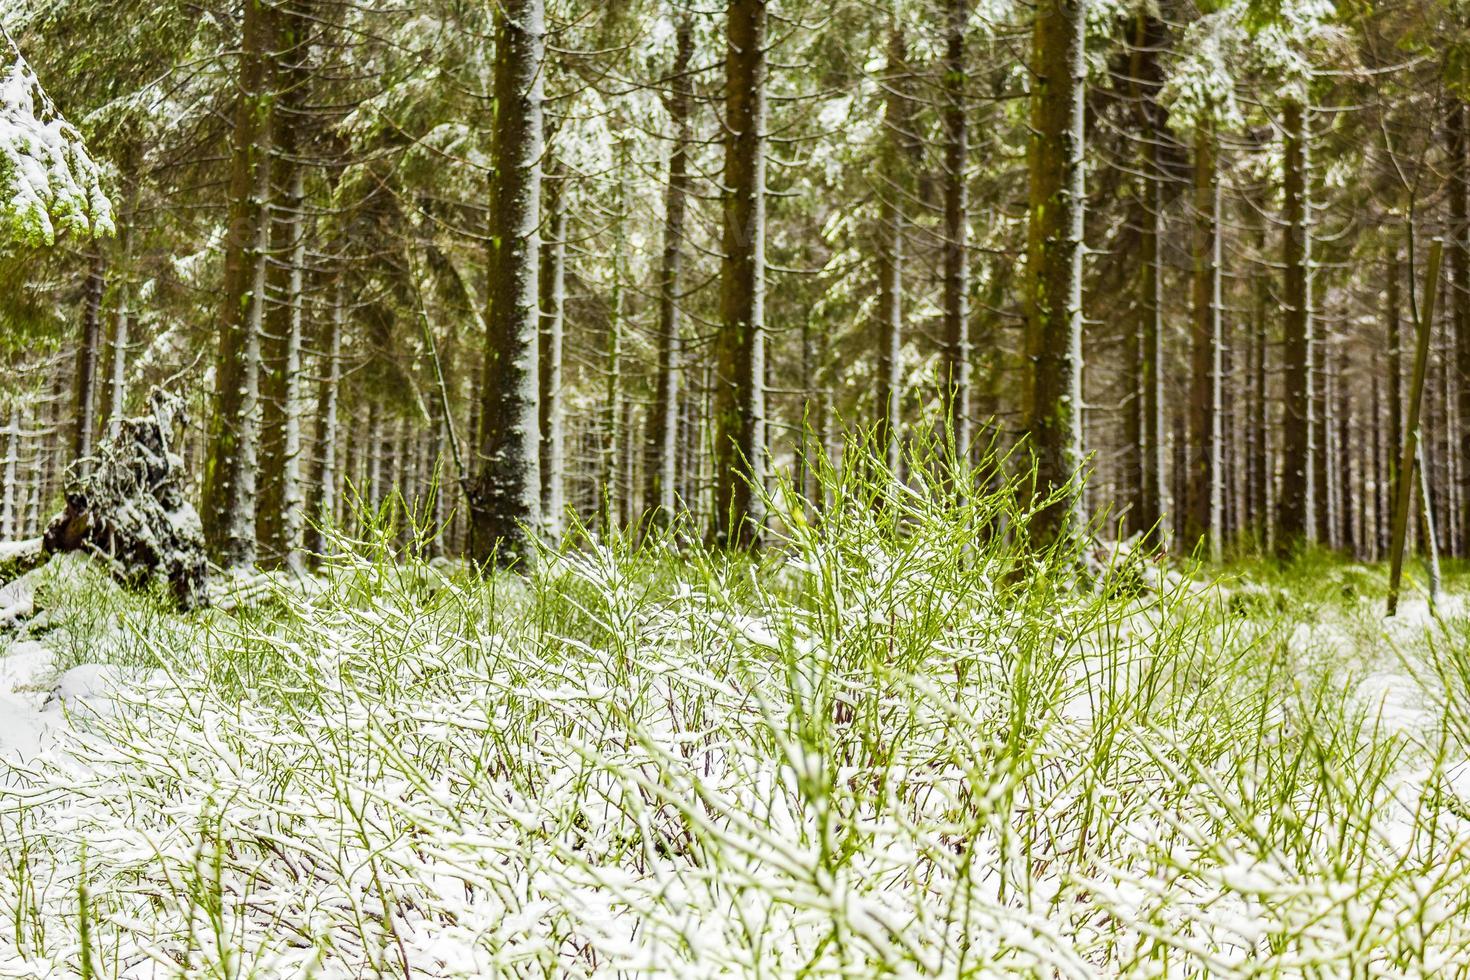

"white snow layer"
[0, 36, 112, 244]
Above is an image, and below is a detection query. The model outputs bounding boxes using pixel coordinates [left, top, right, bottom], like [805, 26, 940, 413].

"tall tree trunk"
[604, 149, 626, 529]
[875, 27, 910, 479]
[1450, 100, 1470, 557]
[106, 182, 138, 441]
[471, 0, 544, 567]
[1276, 99, 1311, 555]
[1337, 353, 1354, 554]
[1025, 0, 1087, 545]
[306, 276, 344, 558]
[203, 0, 275, 568]
[1127, 11, 1167, 545]
[1186, 125, 1222, 558]
[646, 17, 693, 526]
[711, 0, 767, 547]
[940, 0, 970, 455]
[1, 412, 17, 540]
[259, 0, 313, 570]
[1310, 292, 1329, 545]
[538, 166, 566, 539]
[1249, 215, 1269, 547]
[1139, 131, 1166, 545]
[72, 248, 106, 476]
[1387, 246, 1403, 555]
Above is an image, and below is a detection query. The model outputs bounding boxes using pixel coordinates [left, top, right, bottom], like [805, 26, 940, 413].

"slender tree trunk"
[1139, 130, 1166, 544]
[72, 248, 106, 476]
[306, 277, 344, 558]
[203, 0, 275, 568]
[1276, 99, 1311, 555]
[646, 17, 693, 526]
[1186, 125, 1223, 558]
[1388, 240, 1443, 614]
[1249, 216, 1269, 546]
[604, 150, 626, 529]
[1126, 11, 1167, 545]
[1025, 0, 1087, 545]
[472, 0, 544, 567]
[940, 0, 970, 455]
[1387, 246, 1403, 554]
[258, 0, 313, 570]
[1311, 303, 1330, 545]
[875, 28, 909, 479]
[0, 412, 17, 540]
[711, 0, 767, 547]
[106, 185, 137, 440]
[1448, 100, 1470, 557]
[1337, 353, 1354, 554]
[538, 166, 567, 539]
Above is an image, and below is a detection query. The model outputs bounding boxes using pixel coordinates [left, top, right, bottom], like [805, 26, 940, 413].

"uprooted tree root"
[1, 388, 208, 614]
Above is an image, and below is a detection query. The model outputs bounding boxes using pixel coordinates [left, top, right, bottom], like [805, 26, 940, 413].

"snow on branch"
[0, 28, 112, 245]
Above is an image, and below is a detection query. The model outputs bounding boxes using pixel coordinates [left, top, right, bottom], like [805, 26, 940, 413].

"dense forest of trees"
[2, 0, 1469, 568]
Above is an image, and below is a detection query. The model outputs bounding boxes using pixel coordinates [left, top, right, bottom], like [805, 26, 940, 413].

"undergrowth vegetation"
[3, 457, 1470, 977]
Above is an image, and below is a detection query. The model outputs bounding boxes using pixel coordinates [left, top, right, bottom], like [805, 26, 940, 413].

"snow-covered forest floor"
[3, 475, 1470, 977]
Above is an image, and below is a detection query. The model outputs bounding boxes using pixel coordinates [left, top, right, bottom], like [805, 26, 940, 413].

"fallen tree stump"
[2, 389, 208, 610]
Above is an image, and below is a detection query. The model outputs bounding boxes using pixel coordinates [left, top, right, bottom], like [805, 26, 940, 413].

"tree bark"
[259, 0, 313, 570]
[538, 165, 566, 539]
[203, 0, 275, 569]
[1128, 11, 1167, 544]
[940, 0, 970, 456]
[1450, 99, 1470, 557]
[1186, 125, 1222, 558]
[646, 17, 693, 526]
[306, 276, 344, 558]
[1276, 99, 1311, 555]
[106, 183, 138, 441]
[471, 0, 544, 568]
[0, 412, 17, 540]
[1025, 0, 1087, 546]
[1387, 246, 1403, 555]
[72, 248, 106, 477]
[711, 0, 767, 548]
[875, 28, 909, 480]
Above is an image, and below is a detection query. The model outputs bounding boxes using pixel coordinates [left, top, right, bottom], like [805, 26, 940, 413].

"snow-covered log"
[0, 389, 209, 611]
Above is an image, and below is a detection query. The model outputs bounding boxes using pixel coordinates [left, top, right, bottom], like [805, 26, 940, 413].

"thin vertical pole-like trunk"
[472, 0, 544, 567]
[1336, 354, 1354, 555]
[940, 0, 970, 455]
[1186, 126, 1222, 558]
[711, 0, 767, 547]
[1249, 216, 1269, 545]
[368, 403, 384, 510]
[876, 27, 909, 478]
[1449, 100, 1470, 557]
[1372, 369, 1385, 558]
[306, 277, 344, 558]
[1387, 248, 1403, 553]
[1025, 0, 1087, 545]
[1128, 11, 1167, 545]
[1140, 130, 1166, 544]
[538, 167, 566, 539]
[647, 18, 692, 526]
[604, 151, 626, 529]
[1388, 240, 1443, 615]
[259, 0, 312, 570]
[106, 186, 137, 440]
[1311, 306, 1330, 545]
[203, 0, 275, 569]
[72, 249, 106, 476]
[0, 412, 17, 540]
[1276, 99, 1311, 555]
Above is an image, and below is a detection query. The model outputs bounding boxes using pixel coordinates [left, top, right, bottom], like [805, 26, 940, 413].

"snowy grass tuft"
[4, 456, 1470, 976]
